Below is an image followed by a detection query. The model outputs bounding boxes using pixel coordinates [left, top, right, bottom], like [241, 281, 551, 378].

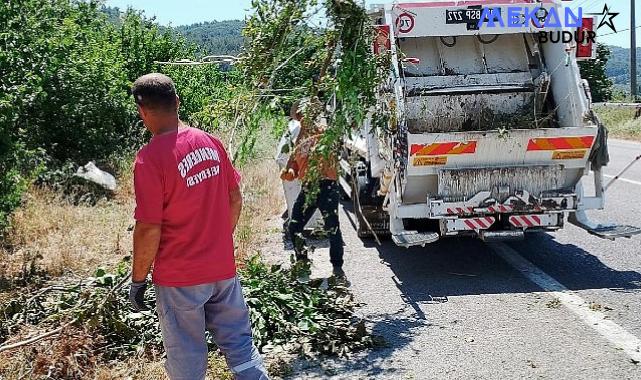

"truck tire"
[351, 177, 373, 239]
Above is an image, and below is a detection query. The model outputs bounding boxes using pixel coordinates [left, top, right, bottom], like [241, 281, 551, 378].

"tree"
[224, 0, 390, 164]
[579, 44, 614, 102]
[0, 0, 198, 229]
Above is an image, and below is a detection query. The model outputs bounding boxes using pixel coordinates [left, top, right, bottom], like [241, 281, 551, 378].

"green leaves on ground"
[243, 255, 371, 357]
[0, 257, 371, 362]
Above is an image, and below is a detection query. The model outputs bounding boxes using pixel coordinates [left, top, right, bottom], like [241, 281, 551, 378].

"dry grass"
[1, 326, 104, 379]
[0, 188, 134, 281]
[93, 352, 233, 380]
[0, 158, 284, 281]
[235, 160, 285, 260]
[594, 105, 641, 141]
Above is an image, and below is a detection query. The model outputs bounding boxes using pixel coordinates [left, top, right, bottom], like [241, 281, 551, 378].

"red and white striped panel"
[509, 214, 559, 229]
[483, 204, 514, 214]
[446, 207, 475, 215]
[446, 217, 496, 232]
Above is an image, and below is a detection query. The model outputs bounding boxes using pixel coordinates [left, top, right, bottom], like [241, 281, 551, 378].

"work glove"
[129, 280, 149, 312]
[280, 168, 297, 182]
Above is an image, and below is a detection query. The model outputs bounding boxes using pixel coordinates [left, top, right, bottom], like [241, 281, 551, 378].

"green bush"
[160, 64, 228, 126]
[0, 0, 197, 228]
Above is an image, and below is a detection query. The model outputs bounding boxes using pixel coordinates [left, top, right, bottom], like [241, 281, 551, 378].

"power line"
[598, 25, 641, 38]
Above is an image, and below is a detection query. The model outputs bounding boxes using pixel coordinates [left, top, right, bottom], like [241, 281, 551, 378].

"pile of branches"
[243, 256, 371, 357]
[0, 257, 371, 372]
[0, 260, 161, 359]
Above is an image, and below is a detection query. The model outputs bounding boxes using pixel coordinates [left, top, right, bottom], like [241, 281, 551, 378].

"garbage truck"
[333, 0, 641, 247]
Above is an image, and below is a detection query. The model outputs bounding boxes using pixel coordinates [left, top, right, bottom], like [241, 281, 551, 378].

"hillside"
[605, 45, 641, 90]
[101, 6, 244, 56]
[176, 20, 244, 56]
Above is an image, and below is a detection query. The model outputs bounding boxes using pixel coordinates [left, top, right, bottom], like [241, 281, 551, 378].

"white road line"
[604, 174, 641, 187]
[488, 242, 641, 363]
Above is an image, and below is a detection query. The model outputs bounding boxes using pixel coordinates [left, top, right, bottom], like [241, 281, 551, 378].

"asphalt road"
[290, 138, 641, 380]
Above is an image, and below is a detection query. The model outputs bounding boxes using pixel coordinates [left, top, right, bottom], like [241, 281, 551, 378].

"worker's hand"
[280, 168, 296, 182]
[129, 280, 149, 312]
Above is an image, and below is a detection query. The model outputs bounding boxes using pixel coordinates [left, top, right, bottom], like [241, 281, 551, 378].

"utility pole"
[632, 0, 638, 98]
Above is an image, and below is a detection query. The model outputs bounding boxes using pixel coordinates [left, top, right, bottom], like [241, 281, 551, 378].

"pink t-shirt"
[133, 126, 240, 287]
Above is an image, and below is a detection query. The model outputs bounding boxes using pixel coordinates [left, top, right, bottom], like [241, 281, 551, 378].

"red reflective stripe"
[581, 136, 596, 148]
[532, 215, 541, 225]
[464, 220, 476, 230]
[527, 140, 541, 151]
[521, 216, 534, 227]
[549, 137, 575, 150]
[476, 219, 487, 229]
[485, 217, 494, 226]
[461, 142, 477, 154]
[511, 217, 522, 227]
[430, 142, 458, 156]
[527, 136, 595, 151]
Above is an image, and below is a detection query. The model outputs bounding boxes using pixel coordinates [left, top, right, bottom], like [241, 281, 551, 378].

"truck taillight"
[576, 17, 597, 61]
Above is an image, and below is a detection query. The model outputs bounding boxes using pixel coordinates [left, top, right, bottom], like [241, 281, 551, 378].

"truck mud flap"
[392, 231, 440, 248]
[569, 211, 641, 240]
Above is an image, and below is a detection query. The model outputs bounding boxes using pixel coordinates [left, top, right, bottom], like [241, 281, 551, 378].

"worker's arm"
[230, 187, 243, 233]
[132, 222, 162, 282]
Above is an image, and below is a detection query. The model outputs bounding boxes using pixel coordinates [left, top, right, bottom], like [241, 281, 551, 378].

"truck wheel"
[351, 178, 373, 239]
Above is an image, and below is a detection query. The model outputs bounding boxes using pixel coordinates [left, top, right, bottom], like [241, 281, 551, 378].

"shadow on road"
[510, 232, 641, 293]
[286, 203, 641, 378]
[341, 202, 641, 300]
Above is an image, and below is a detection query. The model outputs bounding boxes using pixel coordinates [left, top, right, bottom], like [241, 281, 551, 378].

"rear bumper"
[392, 190, 578, 220]
[429, 190, 575, 218]
[389, 189, 571, 239]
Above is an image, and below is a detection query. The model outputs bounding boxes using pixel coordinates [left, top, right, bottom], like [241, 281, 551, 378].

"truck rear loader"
[337, 0, 641, 247]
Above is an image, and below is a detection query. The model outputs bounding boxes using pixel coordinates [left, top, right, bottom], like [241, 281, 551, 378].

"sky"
[105, 0, 635, 48]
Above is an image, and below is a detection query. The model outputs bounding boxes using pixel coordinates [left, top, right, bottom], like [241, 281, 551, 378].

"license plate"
[445, 8, 483, 24]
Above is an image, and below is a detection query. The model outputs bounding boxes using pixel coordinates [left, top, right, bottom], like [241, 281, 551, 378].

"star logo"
[587, 4, 619, 33]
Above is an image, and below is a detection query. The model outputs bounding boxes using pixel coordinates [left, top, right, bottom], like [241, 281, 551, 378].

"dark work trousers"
[288, 180, 344, 268]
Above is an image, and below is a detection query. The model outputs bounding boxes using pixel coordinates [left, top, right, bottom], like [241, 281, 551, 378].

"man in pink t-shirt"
[129, 73, 268, 380]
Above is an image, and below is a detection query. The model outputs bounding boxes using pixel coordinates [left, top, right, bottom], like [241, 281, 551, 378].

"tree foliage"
[579, 44, 614, 102]
[603, 45, 641, 91]
[213, 0, 390, 175]
[0, 0, 195, 228]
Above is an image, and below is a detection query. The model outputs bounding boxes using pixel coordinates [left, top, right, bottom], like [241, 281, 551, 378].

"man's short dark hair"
[131, 73, 178, 111]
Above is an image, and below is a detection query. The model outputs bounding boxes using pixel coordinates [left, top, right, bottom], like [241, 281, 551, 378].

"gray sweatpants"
[155, 276, 269, 380]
